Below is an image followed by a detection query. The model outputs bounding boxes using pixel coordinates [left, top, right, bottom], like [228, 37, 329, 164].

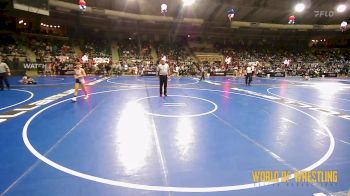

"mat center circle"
[135, 95, 218, 117]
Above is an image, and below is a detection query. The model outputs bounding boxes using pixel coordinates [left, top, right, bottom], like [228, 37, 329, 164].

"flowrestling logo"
[314, 10, 335, 18]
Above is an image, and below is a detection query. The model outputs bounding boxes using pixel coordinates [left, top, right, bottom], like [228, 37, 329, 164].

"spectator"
[0, 56, 11, 90]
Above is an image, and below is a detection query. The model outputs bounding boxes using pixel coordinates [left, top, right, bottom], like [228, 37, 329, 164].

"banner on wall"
[323, 73, 337, 77]
[197, 54, 224, 62]
[269, 72, 286, 77]
[22, 62, 46, 70]
[142, 70, 157, 76]
[210, 71, 227, 76]
[93, 57, 110, 64]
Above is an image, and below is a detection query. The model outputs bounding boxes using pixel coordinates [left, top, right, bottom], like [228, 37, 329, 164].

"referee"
[157, 59, 170, 97]
[200, 64, 205, 81]
[0, 57, 11, 90]
[245, 64, 253, 86]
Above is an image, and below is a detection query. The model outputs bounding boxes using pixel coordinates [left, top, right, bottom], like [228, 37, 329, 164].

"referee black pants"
[200, 72, 205, 81]
[159, 75, 168, 95]
[0, 73, 10, 90]
[245, 73, 252, 85]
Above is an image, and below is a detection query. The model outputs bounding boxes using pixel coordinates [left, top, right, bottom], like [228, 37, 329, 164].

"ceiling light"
[294, 3, 305, 12]
[182, 0, 195, 6]
[336, 4, 346, 12]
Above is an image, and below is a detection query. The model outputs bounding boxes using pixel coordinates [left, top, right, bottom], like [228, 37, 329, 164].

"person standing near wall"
[0, 57, 11, 90]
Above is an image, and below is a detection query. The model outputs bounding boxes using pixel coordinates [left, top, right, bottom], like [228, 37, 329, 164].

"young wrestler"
[72, 63, 88, 102]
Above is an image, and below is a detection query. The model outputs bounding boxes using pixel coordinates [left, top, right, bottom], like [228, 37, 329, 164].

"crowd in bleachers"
[27, 38, 76, 63]
[116, 41, 151, 76]
[0, 35, 26, 70]
[1, 32, 349, 77]
[0, 44, 26, 57]
[155, 42, 197, 76]
[217, 45, 350, 77]
[80, 40, 111, 58]
[115, 41, 197, 76]
[118, 41, 138, 61]
[156, 43, 189, 61]
[118, 41, 152, 61]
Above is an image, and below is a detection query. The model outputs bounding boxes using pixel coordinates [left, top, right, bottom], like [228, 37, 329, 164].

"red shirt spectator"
[79, 0, 86, 6]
